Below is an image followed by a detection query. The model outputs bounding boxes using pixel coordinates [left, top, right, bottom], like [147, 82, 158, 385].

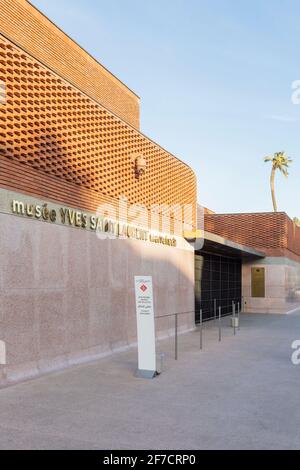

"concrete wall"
[0, 212, 195, 388]
[242, 257, 300, 314]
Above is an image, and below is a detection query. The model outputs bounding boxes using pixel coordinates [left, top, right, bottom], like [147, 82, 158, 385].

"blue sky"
[31, 0, 300, 217]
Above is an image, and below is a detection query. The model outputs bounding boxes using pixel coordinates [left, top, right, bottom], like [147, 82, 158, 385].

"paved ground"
[0, 312, 300, 450]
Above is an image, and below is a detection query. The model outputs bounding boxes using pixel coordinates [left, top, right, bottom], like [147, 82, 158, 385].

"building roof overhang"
[186, 230, 265, 259]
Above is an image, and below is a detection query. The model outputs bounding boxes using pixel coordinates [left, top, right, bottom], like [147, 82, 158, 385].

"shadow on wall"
[0, 213, 195, 386]
[286, 287, 300, 303]
[0, 133, 113, 214]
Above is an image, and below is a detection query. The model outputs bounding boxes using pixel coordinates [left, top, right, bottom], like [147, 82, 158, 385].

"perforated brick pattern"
[287, 218, 300, 258]
[0, 0, 140, 128]
[205, 212, 300, 260]
[0, 35, 196, 232]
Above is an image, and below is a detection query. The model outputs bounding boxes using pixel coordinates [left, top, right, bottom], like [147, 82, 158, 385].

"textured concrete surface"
[0, 312, 300, 450]
[0, 209, 194, 387]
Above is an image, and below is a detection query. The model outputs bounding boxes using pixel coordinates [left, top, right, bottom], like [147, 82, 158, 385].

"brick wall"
[205, 212, 300, 260]
[0, 33, 196, 233]
[203, 207, 215, 215]
[287, 217, 300, 258]
[0, 0, 140, 128]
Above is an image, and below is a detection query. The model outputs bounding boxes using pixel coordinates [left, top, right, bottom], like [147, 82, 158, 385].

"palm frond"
[264, 151, 292, 171]
[280, 168, 289, 177]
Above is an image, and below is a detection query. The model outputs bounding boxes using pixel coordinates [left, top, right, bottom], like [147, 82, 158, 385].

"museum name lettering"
[11, 200, 177, 247]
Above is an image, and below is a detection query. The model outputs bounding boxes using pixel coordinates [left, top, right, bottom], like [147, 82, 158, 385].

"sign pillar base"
[135, 369, 157, 379]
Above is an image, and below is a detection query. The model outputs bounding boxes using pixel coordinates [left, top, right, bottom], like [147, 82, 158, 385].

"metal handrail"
[155, 310, 195, 319]
[155, 304, 237, 323]
[154, 300, 242, 361]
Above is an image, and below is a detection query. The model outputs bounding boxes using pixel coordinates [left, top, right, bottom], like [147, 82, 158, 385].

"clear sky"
[30, 0, 300, 217]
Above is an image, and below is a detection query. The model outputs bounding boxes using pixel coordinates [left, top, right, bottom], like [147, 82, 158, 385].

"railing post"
[219, 306, 222, 342]
[175, 313, 178, 360]
[200, 309, 203, 351]
[238, 302, 240, 330]
[214, 299, 217, 323]
[233, 302, 236, 336]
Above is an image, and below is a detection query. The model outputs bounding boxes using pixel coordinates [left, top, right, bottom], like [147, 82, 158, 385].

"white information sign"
[134, 276, 156, 378]
[0, 341, 6, 365]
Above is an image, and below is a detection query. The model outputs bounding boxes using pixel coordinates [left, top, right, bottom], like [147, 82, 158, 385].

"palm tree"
[264, 152, 292, 212]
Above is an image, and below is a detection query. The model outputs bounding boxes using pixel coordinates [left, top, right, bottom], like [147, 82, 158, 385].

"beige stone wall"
[0, 212, 195, 388]
[242, 258, 300, 314]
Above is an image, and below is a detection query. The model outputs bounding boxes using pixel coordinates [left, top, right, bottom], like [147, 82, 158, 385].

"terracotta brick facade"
[205, 212, 300, 261]
[203, 207, 215, 215]
[0, 0, 140, 128]
[0, 32, 196, 233]
[286, 217, 300, 260]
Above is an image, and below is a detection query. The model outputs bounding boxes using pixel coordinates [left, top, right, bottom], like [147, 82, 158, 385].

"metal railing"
[155, 298, 243, 361]
[155, 310, 195, 361]
[195, 297, 243, 323]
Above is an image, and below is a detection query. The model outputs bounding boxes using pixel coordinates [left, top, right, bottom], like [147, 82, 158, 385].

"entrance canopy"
[188, 231, 265, 259]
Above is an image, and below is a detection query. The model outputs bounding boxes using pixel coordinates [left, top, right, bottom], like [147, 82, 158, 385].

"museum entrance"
[195, 252, 242, 322]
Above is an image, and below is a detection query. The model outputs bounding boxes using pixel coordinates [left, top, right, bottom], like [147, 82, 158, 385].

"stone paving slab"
[0, 313, 300, 450]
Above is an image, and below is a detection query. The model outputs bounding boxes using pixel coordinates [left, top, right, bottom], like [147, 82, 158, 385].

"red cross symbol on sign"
[140, 284, 147, 292]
